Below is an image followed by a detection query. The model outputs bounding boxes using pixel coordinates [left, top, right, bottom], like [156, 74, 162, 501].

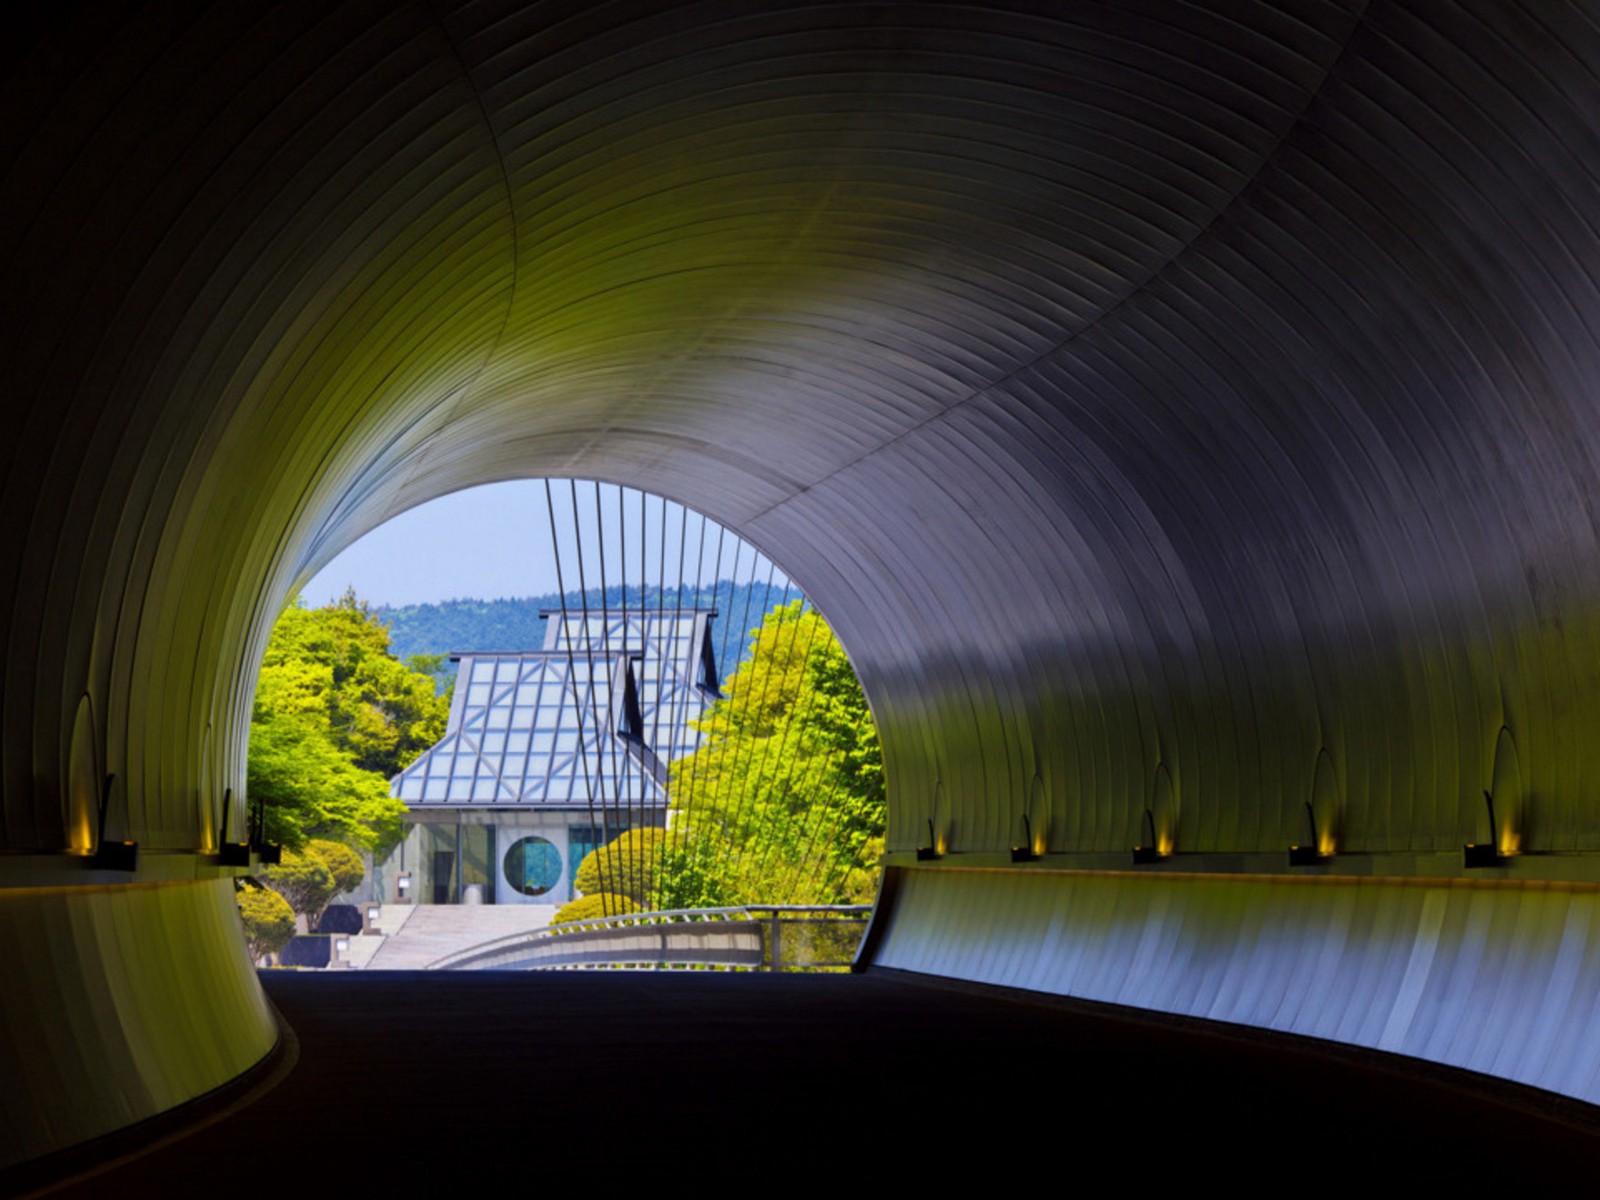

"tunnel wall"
[876, 867, 1600, 1104]
[0, 881, 276, 1167]
[8, 0, 1600, 1168]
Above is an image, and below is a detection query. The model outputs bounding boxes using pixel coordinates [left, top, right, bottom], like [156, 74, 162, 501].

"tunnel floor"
[27, 969, 1600, 1193]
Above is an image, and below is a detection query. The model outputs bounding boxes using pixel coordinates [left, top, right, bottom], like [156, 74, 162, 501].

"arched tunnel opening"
[10, 0, 1600, 1186]
[248, 478, 886, 969]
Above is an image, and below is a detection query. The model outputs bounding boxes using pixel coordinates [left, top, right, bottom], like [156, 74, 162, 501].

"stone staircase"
[360, 904, 557, 969]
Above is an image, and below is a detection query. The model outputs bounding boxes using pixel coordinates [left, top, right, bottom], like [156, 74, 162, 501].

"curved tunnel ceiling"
[7, 4, 1600, 888]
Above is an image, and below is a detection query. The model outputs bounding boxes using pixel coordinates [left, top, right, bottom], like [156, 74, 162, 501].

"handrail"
[545, 902, 871, 934]
[428, 904, 872, 971]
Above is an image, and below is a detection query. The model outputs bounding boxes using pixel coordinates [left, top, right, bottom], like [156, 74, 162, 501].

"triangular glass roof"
[392, 608, 719, 809]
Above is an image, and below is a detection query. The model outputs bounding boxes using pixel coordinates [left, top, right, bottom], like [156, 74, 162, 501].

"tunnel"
[8, 0, 1600, 1174]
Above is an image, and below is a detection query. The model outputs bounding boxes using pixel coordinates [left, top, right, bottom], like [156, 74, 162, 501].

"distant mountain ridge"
[374, 579, 796, 678]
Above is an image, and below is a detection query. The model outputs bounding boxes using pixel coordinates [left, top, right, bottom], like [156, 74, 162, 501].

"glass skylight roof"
[392, 608, 719, 809]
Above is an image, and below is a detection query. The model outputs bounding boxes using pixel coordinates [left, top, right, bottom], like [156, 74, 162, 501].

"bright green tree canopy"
[248, 590, 449, 850]
[663, 601, 884, 906]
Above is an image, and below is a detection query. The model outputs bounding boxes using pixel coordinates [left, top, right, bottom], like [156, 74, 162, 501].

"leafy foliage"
[662, 601, 884, 905]
[308, 838, 365, 898]
[653, 833, 736, 910]
[261, 848, 336, 929]
[553, 892, 639, 924]
[573, 828, 667, 904]
[248, 590, 449, 850]
[237, 884, 296, 962]
[260, 840, 367, 932]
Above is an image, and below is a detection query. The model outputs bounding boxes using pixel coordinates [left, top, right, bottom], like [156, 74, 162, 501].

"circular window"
[503, 836, 563, 897]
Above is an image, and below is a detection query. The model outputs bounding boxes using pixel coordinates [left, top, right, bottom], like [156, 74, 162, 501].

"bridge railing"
[428, 904, 872, 972]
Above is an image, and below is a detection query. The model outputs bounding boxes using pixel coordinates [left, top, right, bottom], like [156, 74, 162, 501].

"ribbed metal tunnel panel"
[7, 0, 1600, 1166]
[0, 881, 276, 1166]
[877, 867, 1600, 1104]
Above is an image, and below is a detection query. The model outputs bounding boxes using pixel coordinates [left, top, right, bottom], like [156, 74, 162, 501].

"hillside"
[374, 579, 795, 679]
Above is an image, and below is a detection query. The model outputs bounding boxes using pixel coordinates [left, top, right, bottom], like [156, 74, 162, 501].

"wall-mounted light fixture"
[90, 773, 138, 872]
[1132, 807, 1167, 865]
[1289, 801, 1332, 866]
[92, 840, 140, 872]
[1464, 789, 1511, 868]
[917, 818, 943, 861]
[246, 788, 282, 864]
[1011, 813, 1040, 862]
[217, 842, 251, 866]
[213, 788, 252, 865]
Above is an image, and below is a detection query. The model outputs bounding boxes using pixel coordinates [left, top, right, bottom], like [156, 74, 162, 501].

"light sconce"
[215, 788, 251, 865]
[246, 788, 282, 864]
[916, 818, 943, 861]
[1464, 790, 1511, 868]
[1011, 814, 1039, 863]
[90, 773, 139, 872]
[1132, 807, 1167, 865]
[1289, 802, 1332, 866]
[92, 840, 139, 872]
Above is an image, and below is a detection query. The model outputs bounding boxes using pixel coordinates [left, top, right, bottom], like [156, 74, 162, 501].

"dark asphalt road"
[22, 969, 1600, 1194]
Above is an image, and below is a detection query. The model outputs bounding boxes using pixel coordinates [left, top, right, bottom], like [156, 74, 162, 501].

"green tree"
[247, 705, 399, 851]
[248, 590, 449, 850]
[308, 838, 365, 897]
[653, 831, 735, 910]
[261, 847, 337, 932]
[404, 651, 455, 699]
[664, 601, 884, 905]
[254, 839, 366, 941]
[237, 884, 296, 963]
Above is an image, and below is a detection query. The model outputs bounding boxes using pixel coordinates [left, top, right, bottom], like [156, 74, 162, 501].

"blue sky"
[301, 480, 781, 608]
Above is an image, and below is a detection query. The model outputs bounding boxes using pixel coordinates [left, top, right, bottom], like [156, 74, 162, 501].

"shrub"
[553, 892, 639, 925]
[573, 828, 666, 903]
[237, 885, 296, 963]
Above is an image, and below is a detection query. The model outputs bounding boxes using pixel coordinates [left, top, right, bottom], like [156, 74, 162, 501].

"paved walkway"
[360, 904, 555, 969]
[28, 971, 1600, 1194]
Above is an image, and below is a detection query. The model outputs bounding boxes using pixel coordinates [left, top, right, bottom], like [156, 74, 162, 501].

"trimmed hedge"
[572, 828, 666, 902]
[553, 892, 639, 924]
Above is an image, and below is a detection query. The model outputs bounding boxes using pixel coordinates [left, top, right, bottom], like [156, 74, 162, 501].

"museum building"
[382, 608, 721, 906]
